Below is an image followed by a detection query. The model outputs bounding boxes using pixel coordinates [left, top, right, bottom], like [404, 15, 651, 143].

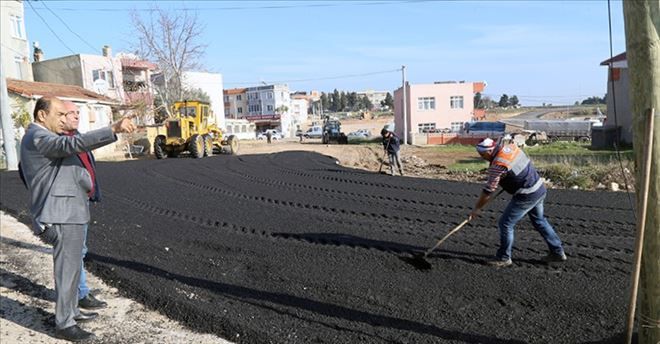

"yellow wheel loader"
[151, 100, 238, 159]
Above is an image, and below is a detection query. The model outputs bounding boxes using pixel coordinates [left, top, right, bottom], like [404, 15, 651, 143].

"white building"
[182, 71, 225, 129]
[357, 90, 388, 110]
[1, 0, 32, 81]
[245, 84, 291, 134]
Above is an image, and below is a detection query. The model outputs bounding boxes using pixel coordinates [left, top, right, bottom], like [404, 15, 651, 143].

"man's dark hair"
[33, 96, 56, 120]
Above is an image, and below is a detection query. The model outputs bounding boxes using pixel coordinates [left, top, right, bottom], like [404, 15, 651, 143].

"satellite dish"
[93, 79, 109, 94]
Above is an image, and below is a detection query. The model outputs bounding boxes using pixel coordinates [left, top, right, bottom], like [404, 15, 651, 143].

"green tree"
[339, 91, 347, 112]
[320, 92, 329, 111]
[347, 92, 358, 110]
[474, 92, 483, 109]
[361, 95, 373, 110]
[331, 89, 340, 112]
[498, 94, 510, 108]
[509, 95, 519, 107]
[381, 92, 394, 108]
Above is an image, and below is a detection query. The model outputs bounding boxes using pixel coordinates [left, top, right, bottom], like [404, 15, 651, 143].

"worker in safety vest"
[469, 138, 566, 267]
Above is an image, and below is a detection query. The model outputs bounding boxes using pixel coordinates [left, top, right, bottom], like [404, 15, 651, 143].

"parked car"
[347, 129, 370, 138]
[257, 129, 283, 140]
[304, 126, 323, 139]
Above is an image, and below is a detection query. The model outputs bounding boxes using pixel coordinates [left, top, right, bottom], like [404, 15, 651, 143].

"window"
[107, 71, 115, 88]
[418, 123, 436, 133]
[92, 69, 115, 87]
[268, 93, 273, 99]
[14, 56, 23, 80]
[450, 96, 464, 109]
[450, 122, 463, 132]
[10, 15, 24, 39]
[224, 95, 229, 102]
[417, 97, 435, 110]
[266, 105, 273, 111]
[236, 95, 242, 100]
[237, 107, 243, 114]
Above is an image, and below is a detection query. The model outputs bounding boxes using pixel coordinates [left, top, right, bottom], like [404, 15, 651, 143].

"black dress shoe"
[78, 294, 108, 310]
[54, 325, 95, 342]
[74, 311, 98, 323]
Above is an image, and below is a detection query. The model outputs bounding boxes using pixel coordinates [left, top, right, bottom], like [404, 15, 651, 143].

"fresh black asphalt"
[0, 151, 635, 343]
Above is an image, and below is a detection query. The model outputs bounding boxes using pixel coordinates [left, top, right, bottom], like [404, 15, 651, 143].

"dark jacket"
[382, 133, 400, 154]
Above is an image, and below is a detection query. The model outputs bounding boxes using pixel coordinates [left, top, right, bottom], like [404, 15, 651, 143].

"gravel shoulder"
[1, 212, 233, 344]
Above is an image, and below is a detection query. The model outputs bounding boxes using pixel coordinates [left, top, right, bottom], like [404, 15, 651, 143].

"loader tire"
[203, 134, 213, 157]
[227, 135, 239, 155]
[189, 134, 204, 159]
[154, 135, 167, 159]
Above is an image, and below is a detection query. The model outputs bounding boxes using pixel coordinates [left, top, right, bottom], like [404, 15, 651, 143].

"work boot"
[79, 294, 107, 310]
[487, 258, 513, 267]
[542, 252, 567, 263]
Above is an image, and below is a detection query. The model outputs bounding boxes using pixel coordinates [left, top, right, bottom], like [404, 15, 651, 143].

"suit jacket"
[19, 123, 117, 233]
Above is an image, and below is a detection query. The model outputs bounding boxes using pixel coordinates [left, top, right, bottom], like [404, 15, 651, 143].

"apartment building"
[245, 84, 290, 133]
[224, 88, 248, 119]
[357, 90, 388, 110]
[1, 0, 32, 81]
[32, 46, 125, 101]
[393, 81, 485, 142]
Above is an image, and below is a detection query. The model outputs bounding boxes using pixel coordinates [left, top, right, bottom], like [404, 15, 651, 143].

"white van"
[304, 126, 323, 139]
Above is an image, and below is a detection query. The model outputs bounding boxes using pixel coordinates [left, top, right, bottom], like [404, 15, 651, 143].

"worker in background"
[266, 130, 272, 144]
[381, 128, 403, 176]
[468, 138, 566, 267]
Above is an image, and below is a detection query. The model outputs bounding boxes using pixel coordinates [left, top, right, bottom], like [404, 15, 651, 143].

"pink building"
[393, 81, 485, 142]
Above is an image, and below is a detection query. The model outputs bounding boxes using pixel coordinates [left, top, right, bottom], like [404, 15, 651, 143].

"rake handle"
[423, 218, 470, 258]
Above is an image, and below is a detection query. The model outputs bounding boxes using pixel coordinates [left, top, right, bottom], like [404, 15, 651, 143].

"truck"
[150, 100, 238, 159]
[523, 120, 592, 143]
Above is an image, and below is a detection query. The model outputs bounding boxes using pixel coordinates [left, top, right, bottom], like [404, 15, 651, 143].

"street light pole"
[402, 65, 408, 145]
[0, 62, 19, 170]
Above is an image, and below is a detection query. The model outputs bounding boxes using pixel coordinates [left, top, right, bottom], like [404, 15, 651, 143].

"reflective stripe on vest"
[516, 178, 543, 195]
[492, 144, 529, 175]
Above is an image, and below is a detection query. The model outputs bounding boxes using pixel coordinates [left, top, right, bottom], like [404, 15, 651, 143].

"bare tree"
[131, 6, 206, 117]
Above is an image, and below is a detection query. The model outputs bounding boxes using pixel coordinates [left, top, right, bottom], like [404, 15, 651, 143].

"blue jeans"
[78, 224, 89, 300]
[496, 194, 564, 260]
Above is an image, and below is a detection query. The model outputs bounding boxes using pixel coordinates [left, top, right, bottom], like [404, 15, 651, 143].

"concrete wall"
[183, 71, 225, 129]
[33, 55, 83, 87]
[1, 0, 32, 81]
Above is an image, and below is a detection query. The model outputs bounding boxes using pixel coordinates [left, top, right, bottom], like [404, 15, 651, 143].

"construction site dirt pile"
[0, 151, 635, 343]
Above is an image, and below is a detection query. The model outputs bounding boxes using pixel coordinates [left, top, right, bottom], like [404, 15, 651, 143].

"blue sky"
[22, 0, 626, 105]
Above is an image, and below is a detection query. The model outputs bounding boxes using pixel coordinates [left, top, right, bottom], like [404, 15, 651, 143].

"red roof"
[224, 88, 247, 95]
[600, 52, 626, 66]
[7, 79, 118, 103]
[121, 58, 157, 70]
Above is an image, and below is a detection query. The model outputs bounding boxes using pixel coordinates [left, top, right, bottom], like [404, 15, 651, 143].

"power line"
[39, 0, 99, 53]
[224, 68, 402, 86]
[26, 0, 76, 55]
[28, 0, 429, 12]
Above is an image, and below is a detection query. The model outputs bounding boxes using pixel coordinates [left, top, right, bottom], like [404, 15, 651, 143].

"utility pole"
[622, 1, 659, 344]
[0, 62, 19, 171]
[402, 65, 408, 145]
